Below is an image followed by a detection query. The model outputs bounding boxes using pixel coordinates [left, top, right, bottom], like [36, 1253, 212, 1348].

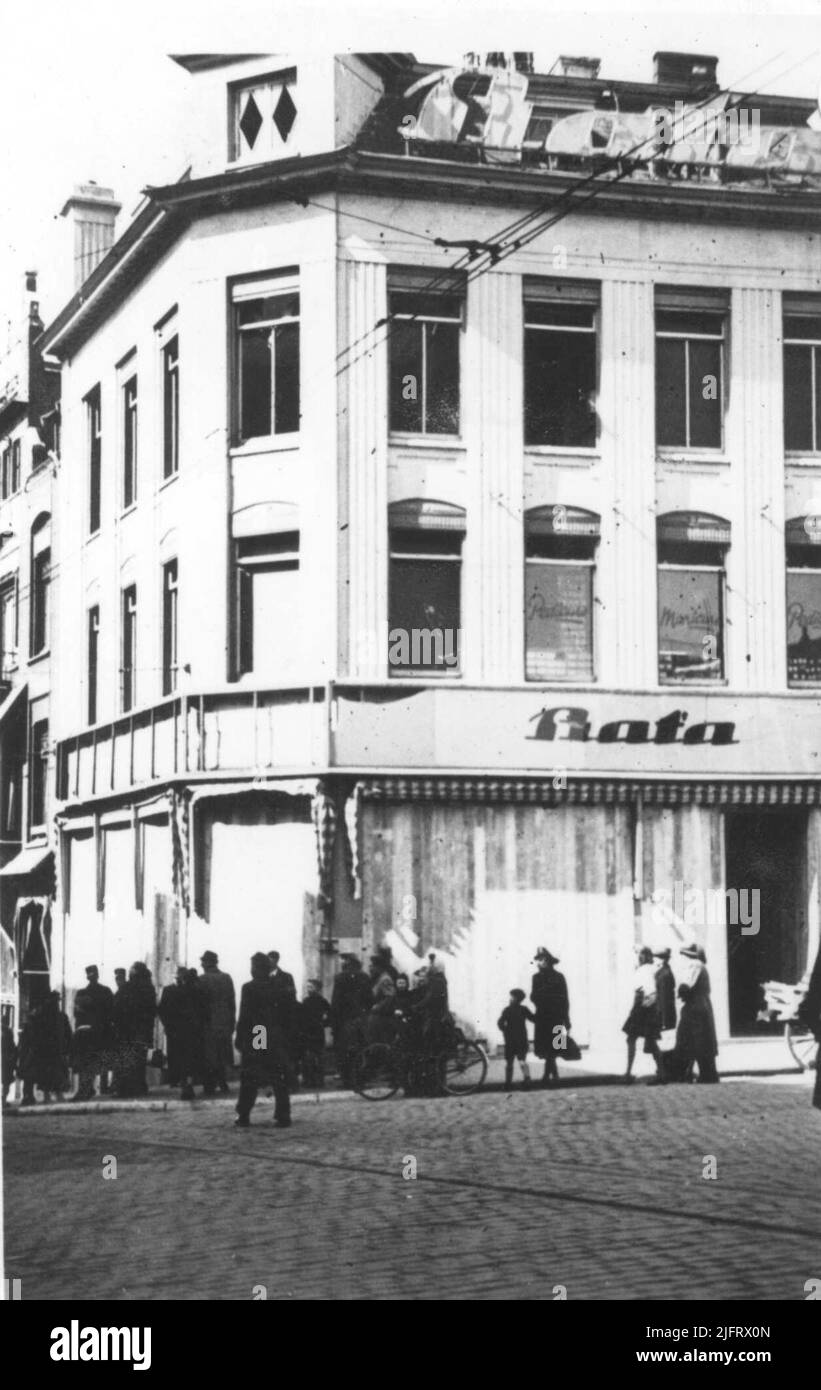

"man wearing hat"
[330, 954, 373, 1087]
[653, 948, 677, 1031]
[196, 950, 236, 1095]
[530, 948, 571, 1087]
[234, 952, 293, 1128]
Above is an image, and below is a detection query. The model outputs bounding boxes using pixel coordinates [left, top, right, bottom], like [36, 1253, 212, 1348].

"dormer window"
[231, 69, 297, 163]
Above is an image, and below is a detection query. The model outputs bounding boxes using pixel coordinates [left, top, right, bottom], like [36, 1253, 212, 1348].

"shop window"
[0, 577, 17, 679]
[29, 716, 49, 831]
[162, 335, 179, 478]
[30, 515, 50, 657]
[524, 280, 598, 447]
[388, 500, 465, 675]
[656, 288, 727, 450]
[162, 559, 178, 696]
[86, 385, 102, 534]
[657, 512, 729, 683]
[233, 276, 300, 443]
[87, 605, 100, 724]
[235, 531, 299, 679]
[121, 584, 137, 712]
[784, 298, 821, 452]
[786, 518, 821, 685]
[525, 506, 599, 681]
[388, 272, 463, 436]
[231, 69, 298, 162]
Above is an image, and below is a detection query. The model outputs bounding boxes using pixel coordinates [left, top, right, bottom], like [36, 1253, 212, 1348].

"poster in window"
[525, 562, 592, 681]
[787, 570, 821, 684]
[658, 568, 721, 681]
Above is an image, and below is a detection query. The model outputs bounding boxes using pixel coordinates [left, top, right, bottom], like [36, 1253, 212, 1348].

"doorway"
[724, 810, 807, 1035]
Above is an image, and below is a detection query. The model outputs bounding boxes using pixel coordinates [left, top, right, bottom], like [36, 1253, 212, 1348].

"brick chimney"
[60, 183, 121, 291]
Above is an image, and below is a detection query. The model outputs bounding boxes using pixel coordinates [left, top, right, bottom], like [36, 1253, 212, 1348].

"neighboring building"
[37, 50, 821, 1048]
[0, 271, 60, 1025]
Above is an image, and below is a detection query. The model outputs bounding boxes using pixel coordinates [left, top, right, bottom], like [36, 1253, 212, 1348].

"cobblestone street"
[3, 1074, 820, 1301]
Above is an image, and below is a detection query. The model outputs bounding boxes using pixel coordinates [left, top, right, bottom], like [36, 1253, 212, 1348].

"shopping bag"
[658, 1029, 677, 1053]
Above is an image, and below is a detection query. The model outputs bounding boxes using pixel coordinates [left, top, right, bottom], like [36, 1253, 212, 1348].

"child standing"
[498, 988, 535, 1090]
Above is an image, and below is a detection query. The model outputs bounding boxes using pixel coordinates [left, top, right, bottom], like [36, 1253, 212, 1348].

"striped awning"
[358, 777, 821, 807]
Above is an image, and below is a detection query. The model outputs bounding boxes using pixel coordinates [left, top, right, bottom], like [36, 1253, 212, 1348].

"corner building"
[40, 51, 821, 1048]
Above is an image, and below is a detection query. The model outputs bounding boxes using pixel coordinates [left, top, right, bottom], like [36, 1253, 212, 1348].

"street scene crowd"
[3, 938, 821, 1119]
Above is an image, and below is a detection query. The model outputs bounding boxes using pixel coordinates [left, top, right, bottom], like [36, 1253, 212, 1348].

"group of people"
[623, 942, 719, 1084]
[329, 946, 450, 1093]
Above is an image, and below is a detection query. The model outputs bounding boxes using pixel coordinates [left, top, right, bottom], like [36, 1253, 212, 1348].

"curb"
[4, 1089, 359, 1117]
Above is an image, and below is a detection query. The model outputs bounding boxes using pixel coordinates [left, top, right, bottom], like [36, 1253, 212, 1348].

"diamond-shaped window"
[239, 93, 263, 150]
[273, 85, 297, 142]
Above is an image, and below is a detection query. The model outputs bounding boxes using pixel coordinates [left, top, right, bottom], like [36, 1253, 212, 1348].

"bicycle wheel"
[441, 1038, 488, 1096]
[786, 1021, 818, 1072]
[354, 1043, 400, 1100]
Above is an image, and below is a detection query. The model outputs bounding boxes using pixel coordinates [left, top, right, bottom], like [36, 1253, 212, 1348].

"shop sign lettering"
[528, 707, 737, 746]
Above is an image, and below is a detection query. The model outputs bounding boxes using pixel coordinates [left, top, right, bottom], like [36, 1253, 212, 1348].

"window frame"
[161, 559, 179, 696]
[655, 294, 727, 453]
[387, 274, 465, 439]
[86, 385, 102, 535]
[28, 714, 49, 834]
[233, 531, 300, 679]
[122, 373, 138, 510]
[0, 576, 18, 679]
[229, 67, 298, 164]
[29, 519, 50, 660]
[121, 583, 138, 713]
[656, 559, 727, 685]
[783, 313, 821, 454]
[162, 334, 180, 479]
[523, 281, 600, 450]
[87, 604, 100, 725]
[11, 438, 21, 494]
[387, 501, 465, 678]
[231, 273, 301, 447]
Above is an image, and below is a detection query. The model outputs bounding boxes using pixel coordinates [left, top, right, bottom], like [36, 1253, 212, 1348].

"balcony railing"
[57, 686, 328, 802]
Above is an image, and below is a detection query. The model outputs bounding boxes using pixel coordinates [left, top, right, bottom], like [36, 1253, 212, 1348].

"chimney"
[550, 56, 602, 80]
[482, 52, 534, 75]
[60, 183, 121, 291]
[653, 52, 718, 89]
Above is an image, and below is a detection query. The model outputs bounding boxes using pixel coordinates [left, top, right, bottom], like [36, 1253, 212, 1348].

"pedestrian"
[797, 944, 821, 1111]
[371, 943, 399, 984]
[72, 964, 114, 1101]
[623, 946, 664, 1083]
[674, 942, 720, 1084]
[299, 978, 330, 1088]
[234, 951, 295, 1128]
[530, 947, 570, 1087]
[330, 954, 373, 1087]
[105, 967, 128, 1094]
[367, 952, 397, 1042]
[409, 961, 451, 1095]
[118, 962, 157, 1097]
[196, 950, 236, 1095]
[498, 988, 535, 1090]
[393, 974, 411, 1018]
[653, 946, 677, 1083]
[20, 993, 72, 1105]
[2, 1017, 18, 1106]
[160, 965, 209, 1097]
[267, 950, 296, 1000]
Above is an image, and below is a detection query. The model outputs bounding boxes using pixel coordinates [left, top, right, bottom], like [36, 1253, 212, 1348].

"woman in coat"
[19, 993, 72, 1104]
[674, 943, 719, 1083]
[530, 948, 570, 1086]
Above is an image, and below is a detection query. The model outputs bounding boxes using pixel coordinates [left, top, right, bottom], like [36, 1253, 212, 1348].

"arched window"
[524, 505, 599, 681]
[657, 511, 730, 683]
[30, 513, 51, 658]
[388, 499, 465, 674]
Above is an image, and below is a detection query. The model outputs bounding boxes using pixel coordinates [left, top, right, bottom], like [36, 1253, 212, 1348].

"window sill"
[657, 449, 729, 466]
[120, 503, 138, 520]
[785, 452, 821, 466]
[158, 471, 179, 494]
[231, 435, 300, 459]
[525, 445, 599, 458]
[389, 434, 465, 451]
[28, 649, 50, 666]
[658, 679, 728, 690]
[388, 670, 462, 681]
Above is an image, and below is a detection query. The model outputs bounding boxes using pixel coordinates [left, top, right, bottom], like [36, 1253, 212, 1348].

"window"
[162, 560, 178, 695]
[0, 578, 17, 679]
[29, 715, 49, 830]
[231, 69, 298, 162]
[525, 506, 599, 681]
[784, 300, 821, 452]
[657, 513, 729, 683]
[30, 516, 50, 658]
[786, 518, 821, 685]
[387, 500, 465, 675]
[87, 606, 100, 724]
[11, 439, 20, 493]
[122, 375, 138, 508]
[234, 278, 300, 442]
[524, 280, 598, 447]
[656, 289, 727, 450]
[0, 446, 9, 500]
[388, 273, 463, 435]
[235, 532, 299, 679]
[121, 584, 137, 712]
[87, 386, 102, 534]
[163, 336, 179, 478]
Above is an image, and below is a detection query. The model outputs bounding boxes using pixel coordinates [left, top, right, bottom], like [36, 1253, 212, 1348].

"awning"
[358, 776, 821, 808]
[0, 845, 53, 877]
[0, 681, 26, 729]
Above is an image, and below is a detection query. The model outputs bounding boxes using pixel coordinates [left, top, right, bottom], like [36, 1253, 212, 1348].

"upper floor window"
[122, 374, 138, 509]
[86, 385, 102, 534]
[235, 530, 299, 680]
[0, 445, 9, 501]
[524, 279, 598, 448]
[162, 559, 179, 696]
[0, 576, 17, 680]
[121, 584, 137, 712]
[29, 713, 49, 832]
[30, 514, 51, 659]
[656, 288, 727, 450]
[657, 512, 729, 683]
[525, 506, 599, 681]
[786, 517, 821, 686]
[388, 499, 465, 675]
[388, 272, 463, 436]
[231, 69, 297, 163]
[87, 605, 100, 725]
[163, 335, 179, 478]
[11, 439, 20, 494]
[784, 297, 821, 452]
[233, 276, 300, 444]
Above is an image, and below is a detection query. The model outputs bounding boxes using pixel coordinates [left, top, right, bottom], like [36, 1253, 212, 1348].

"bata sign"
[528, 707, 737, 745]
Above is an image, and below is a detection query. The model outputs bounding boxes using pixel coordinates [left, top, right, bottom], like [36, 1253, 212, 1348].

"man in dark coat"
[798, 944, 821, 1110]
[197, 950, 236, 1095]
[72, 964, 114, 1100]
[160, 965, 209, 1095]
[653, 948, 677, 1030]
[530, 948, 570, 1086]
[298, 979, 331, 1087]
[330, 955, 372, 1087]
[117, 963, 157, 1097]
[20, 993, 72, 1104]
[235, 952, 295, 1127]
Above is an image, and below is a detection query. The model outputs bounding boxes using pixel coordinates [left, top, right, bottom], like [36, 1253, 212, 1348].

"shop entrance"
[725, 811, 808, 1035]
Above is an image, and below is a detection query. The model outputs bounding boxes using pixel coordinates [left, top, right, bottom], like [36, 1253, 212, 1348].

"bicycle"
[761, 979, 819, 1072]
[353, 1016, 488, 1101]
